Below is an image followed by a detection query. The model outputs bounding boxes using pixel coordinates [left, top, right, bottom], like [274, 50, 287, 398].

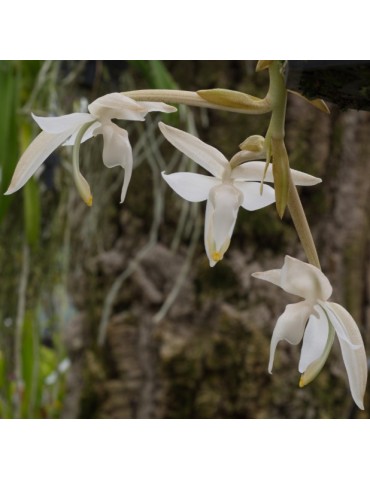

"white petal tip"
[251, 272, 262, 278]
[357, 401, 365, 410]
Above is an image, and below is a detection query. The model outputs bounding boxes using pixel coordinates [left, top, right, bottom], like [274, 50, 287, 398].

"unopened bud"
[239, 135, 265, 153]
[256, 60, 273, 72]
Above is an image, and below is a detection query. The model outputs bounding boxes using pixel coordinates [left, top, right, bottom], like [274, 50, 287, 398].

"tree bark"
[62, 62, 370, 419]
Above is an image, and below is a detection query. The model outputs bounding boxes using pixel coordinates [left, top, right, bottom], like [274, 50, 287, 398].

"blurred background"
[0, 60, 369, 419]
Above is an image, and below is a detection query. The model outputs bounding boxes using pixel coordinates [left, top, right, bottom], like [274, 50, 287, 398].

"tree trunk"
[61, 62, 370, 419]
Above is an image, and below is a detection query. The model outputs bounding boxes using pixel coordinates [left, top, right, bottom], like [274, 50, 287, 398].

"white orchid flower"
[252, 255, 367, 409]
[5, 93, 176, 205]
[159, 122, 322, 267]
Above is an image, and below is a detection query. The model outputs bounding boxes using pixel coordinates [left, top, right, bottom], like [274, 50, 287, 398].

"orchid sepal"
[252, 255, 367, 409]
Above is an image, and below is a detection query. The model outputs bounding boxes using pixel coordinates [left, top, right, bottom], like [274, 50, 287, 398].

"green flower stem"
[288, 176, 321, 269]
[267, 61, 321, 269]
[266, 62, 287, 140]
[123, 89, 272, 114]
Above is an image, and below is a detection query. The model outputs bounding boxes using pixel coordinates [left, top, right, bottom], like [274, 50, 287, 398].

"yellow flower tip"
[85, 194, 93, 207]
[212, 251, 223, 262]
[299, 376, 306, 388]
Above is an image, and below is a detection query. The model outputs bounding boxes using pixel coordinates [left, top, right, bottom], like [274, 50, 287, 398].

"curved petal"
[299, 307, 330, 372]
[161, 172, 220, 202]
[203, 185, 241, 266]
[268, 300, 312, 373]
[97, 124, 133, 203]
[97, 124, 130, 168]
[209, 184, 242, 252]
[32, 112, 93, 134]
[89, 93, 147, 122]
[137, 101, 177, 114]
[234, 181, 275, 211]
[280, 256, 332, 301]
[290, 169, 322, 186]
[251, 268, 281, 288]
[5, 129, 76, 195]
[204, 198, 217, 267]
[299, 305, 335, 386]
[159, 122, 228, 178]
[324, 301, 367, 409]
[64, 121, 98, 146]
[231, 162, 321, 186]
[231, 162, 272, 181]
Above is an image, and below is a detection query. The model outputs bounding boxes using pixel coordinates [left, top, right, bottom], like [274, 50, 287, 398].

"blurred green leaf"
[0, 350, 5, 390]
[39, 346, 58, 380]
[0, 61, 19, 224]
[131, 60, 179, 89]
[147, 60, 179, 90]
[130, 60, 180, 125]
[24, 178, 41, 249]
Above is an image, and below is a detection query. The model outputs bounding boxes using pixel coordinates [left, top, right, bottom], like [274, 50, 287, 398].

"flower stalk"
[288, 175, 321, 269]
[123, 89, 272, 115]
[265, 61, 321, 269]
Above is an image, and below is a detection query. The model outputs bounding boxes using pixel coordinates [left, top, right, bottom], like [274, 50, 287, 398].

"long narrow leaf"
[0, 61, 19, 223]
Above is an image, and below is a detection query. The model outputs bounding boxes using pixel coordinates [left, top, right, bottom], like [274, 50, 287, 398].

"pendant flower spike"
[252, 256, 367, 409]
[5, 93, 176, 205]
[159, 122, 322, 266]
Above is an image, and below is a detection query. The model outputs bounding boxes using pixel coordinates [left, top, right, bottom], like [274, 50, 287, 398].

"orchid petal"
[209, 184, 242, 252]
[299, 305, 335, 386]
[289, 169, 322, 186]
[162, 172, 220, 202]
[159, 122, 228, 178]
[280, 256, 332, 301]
[32, 112, 93, 134]
[96, 124, 130, 169]
[251, 268, 281, 288]
[253, 257, 332, 302]
[231, 162, 273, 181]
[96, 124, 133, 203]
[137, 101, 177, 114]
[89, 93, 147, 122]
[325, 301, 367, 409]
[64, 121, 97, 146]
[299, 308, 330, 372]
[268, 300, 313, 373]
[204, 199, 217, 267]
[231, 162, 321, 186]
[234, 181, 275, 210]
[5, 129, 76, 195]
